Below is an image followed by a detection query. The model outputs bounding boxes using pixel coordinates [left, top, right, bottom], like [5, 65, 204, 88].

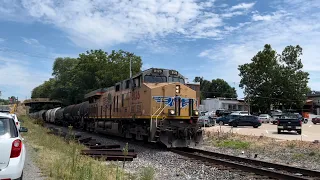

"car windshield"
[0, 118, 18, 139]
[259, 114, 268, 117]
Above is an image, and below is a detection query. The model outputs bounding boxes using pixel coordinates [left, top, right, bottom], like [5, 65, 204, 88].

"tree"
[194, 77, 237, 99]
[278, 45, 310, 108]
[238, 44, 310, 112]
[31, 49, 143, 105]
[238, 44, 279, 112]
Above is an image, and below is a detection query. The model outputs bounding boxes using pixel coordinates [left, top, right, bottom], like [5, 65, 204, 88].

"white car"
[0, 113, 28, 180]
[258, 114, 271, 123]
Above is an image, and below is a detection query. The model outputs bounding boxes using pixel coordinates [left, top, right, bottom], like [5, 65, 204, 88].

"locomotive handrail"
[150, 101, 163, 132]
[155, 97, 174, 128]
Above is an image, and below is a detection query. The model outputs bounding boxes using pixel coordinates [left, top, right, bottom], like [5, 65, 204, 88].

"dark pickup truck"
[277, 115, 302, 134]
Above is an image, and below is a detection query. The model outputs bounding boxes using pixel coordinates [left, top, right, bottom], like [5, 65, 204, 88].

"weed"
[309, 151, 316, 156]
[140, 166, 156, 180]
[215, 140, 251, 149]
[287, 142, 296, 149]
[292, 153, 304, 160]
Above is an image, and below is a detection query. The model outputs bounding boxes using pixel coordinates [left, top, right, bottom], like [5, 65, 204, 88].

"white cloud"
[0, 0, 253, 49]
[0, 38, 5, 42]
[252, 10, 288, 21]
[0, 56, 52, 100]
[229, 2, 256, 11]
[221, 11, 244, 18]
[198, 0, 320, 93]
[22, 37, 41, 46]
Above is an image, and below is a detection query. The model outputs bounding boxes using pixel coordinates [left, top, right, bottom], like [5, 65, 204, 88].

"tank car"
[84, 68, 203, 148]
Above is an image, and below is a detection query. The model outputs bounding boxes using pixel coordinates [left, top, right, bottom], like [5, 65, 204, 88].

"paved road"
[23, 143, 46, 180]
[205, 120, 320, 142]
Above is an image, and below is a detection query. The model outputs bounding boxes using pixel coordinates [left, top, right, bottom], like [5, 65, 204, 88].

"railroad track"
[170, 147, 320, 180]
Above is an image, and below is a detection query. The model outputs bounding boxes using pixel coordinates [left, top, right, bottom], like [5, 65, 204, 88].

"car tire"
[277, 129, 281, 134]
[304, 120, 308, 124]
[297, 130, 302, 135]
[313, 122, 317, 125]
[253, 125, 258, 128]
[232, 123, 237, 127]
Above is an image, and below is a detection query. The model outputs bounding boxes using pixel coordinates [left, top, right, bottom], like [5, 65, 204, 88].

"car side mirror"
[19, 127, 28, 133]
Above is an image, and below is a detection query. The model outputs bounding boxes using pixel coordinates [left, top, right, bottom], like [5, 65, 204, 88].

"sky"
[0, 0, 320, 101]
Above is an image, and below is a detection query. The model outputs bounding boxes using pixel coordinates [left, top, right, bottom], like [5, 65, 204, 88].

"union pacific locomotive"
[29, 68, 203, 148]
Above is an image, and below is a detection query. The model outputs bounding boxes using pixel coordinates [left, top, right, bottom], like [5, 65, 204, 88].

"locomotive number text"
[132, 91, 140, 100]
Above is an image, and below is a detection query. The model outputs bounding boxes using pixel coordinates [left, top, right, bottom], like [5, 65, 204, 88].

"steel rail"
[171, 148, 320, 180]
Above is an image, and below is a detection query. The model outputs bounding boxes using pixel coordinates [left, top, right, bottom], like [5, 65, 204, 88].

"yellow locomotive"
[83, 68, 203, 148]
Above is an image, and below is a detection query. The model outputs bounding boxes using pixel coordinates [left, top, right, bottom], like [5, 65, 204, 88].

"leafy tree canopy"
[194, 77, 237, 99]
[238, 44, 310, 112]
[31, 49, 142, 105]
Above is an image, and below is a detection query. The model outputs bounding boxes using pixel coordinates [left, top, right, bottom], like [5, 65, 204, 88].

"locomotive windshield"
[144, 75, 167, 83]
[168, 76, 185, 84]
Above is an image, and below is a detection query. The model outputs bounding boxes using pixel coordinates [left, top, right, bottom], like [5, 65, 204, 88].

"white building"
[200, 97, 248, 112]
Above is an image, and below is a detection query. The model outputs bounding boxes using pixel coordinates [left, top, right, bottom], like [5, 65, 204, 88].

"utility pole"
[130, 55, 132, 79]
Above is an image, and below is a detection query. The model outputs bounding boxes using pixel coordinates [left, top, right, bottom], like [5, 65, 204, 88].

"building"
[307, 91, 320, 106]
[200, 97, 249, 112]
[185, 80, 201, 108]
[306, 91, 320, 114]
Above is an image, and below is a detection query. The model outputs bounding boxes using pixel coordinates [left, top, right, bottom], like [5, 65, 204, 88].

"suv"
[0, 113, 28, 180]
[229, 115, 261, 128]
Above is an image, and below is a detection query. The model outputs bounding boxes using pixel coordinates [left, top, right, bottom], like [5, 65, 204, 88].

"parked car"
[216, 114, 241, 125]
[277, 113, 302, 134]
[228, 115, 261, 128]
[198, 115, 215, 127]
[258, 114, 271, 123]
[312, 116, 320, 124]
[293, 113, 308, 124]
[0, 113, 28, 180]
[215, 109, 231, 117]
[271, 114, 282, 124]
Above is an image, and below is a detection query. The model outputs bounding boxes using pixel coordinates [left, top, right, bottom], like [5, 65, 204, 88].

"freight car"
[29, 68, 203, 148]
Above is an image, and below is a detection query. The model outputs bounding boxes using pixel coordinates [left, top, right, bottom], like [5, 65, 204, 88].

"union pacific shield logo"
[181, 98, 189, 108]
[152, 96, 174, 107]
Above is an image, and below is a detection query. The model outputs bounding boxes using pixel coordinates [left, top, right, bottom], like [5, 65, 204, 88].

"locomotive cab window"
[133, 76, 141, 87]
[144, 75, 167, 83]
[115, 84, 120, 92]
[125, 80, 130, 89]
[168, 76, 185, 84]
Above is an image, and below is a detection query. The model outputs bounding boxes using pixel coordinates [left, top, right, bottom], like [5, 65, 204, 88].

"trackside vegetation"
[205, 130, 320, 170]
[19, 114, 155, 180]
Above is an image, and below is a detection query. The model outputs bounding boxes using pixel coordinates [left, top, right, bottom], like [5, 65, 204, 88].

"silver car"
[258, 114, 271, 123]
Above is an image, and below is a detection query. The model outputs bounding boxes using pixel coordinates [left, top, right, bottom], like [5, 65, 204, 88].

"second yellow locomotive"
[79, 68, 202, 148]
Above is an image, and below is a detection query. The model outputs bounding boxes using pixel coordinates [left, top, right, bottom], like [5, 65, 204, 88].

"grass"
[17, 105, 156, 180]
[215, 139, 251, 149]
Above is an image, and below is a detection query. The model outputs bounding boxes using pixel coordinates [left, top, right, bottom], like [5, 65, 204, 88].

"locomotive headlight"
[175, 85, 180, 93]
[168, 109, 175, 115]
[193, 110, 199, 116]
